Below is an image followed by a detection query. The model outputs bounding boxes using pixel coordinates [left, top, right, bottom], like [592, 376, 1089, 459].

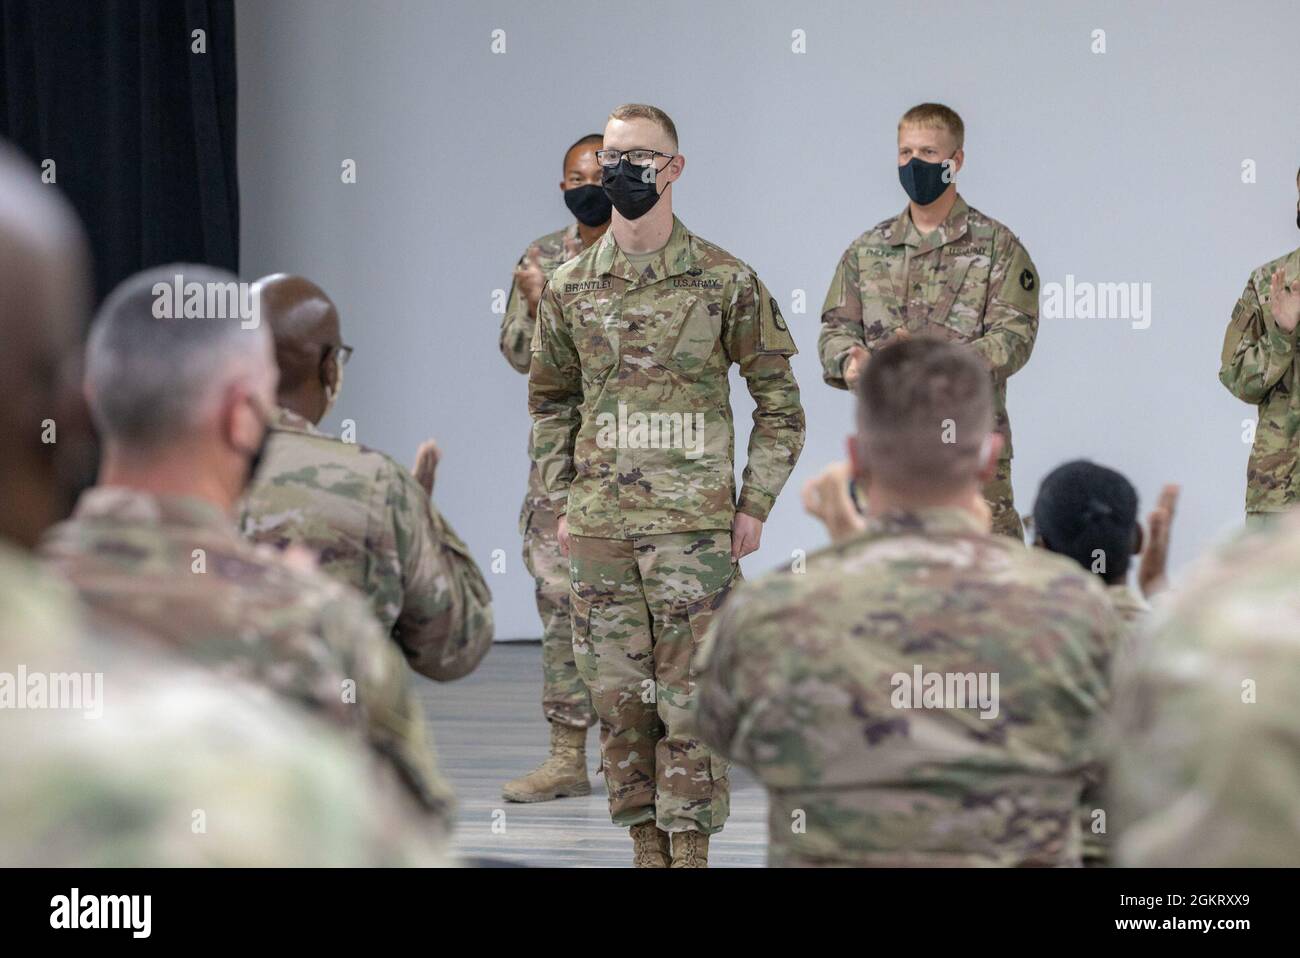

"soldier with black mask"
[499, 134, 610, 804]
[818, 102, 1041, 540]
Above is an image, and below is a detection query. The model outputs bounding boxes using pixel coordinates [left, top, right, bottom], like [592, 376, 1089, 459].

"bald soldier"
[819, 103, 1039, 538]
[239, 274, 493, 682]
[499, 133, 610, 804]
[40, 264, 454, 824]
[1219, 166, 1300, 521]
[530, 103, 805, 867]
[0, 145, 445, 866]
[1112, 512, 1300, 866]
[697, 337, 1117, 867]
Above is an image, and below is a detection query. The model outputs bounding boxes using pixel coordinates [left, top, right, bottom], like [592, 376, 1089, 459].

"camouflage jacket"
[697, 506, 1119, 867]
[0, 540, 448, 866]
[1112, 514, 1300, 865]
[818, 195, 1038, 458]
[529, 216, 806, 537]
[240, 406, 494, 681]
[40, 488, 453, 818]
[1106, 582, 1150, 626]
[1081, 581, 1151, 867]
[501, 223, 587, 532]
[1219, 246, 1300, 512]
[501, 223, 583, 375]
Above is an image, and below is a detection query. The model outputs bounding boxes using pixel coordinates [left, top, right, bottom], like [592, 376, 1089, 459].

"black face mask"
[564, 183, 612, 227]
[898, 156, 953, 206]
[602, 158, 666, 220]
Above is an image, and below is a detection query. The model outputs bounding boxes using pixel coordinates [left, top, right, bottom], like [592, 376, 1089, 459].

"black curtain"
[0, 0, 239, 307]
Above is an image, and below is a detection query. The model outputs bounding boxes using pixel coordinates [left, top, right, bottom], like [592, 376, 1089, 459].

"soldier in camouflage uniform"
[498, 134, 609, 803]
[697, 338, 1117, 867]
[240, 274, 494, 683]
[40, 265, 453, 825]
[1111, 509, 1300, 866]
[0, 559, 449, 867]
[1029, 461, 1182, 866]
[0, 147, 445, 868]
[530, 104, 805, 867]
[819, 103, 1038, 539]
[1219, 167, 1300, 519]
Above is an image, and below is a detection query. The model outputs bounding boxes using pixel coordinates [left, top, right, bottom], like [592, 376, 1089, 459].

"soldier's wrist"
[736, 490, 774, 523]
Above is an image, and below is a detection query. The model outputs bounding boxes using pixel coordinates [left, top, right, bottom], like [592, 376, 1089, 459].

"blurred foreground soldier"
[697, 337, 1117, 867]
[0, 146, 444, 866]
[41, 264, 453, 823]
[1219, 166, 1300, 521]
[240, 274, 493, 681]
[498, 133, 609, 804]
[2, 600, 449, 866]
[819, 103, 1039, 538]
[1112, 512, 1300, 865]
[1029, 462, 1179, 866]
[530, 103, 805, 866]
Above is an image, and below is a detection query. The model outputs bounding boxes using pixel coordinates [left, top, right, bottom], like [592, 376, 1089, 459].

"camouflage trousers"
[568, 529, 737, 834]
[522, 508, 595, 729]
[984, 457, 1023, 541]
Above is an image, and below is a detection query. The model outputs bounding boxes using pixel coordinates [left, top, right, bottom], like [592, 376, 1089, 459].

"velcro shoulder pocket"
[994, 242, 1039, 317]
[758, 286, 797, 355]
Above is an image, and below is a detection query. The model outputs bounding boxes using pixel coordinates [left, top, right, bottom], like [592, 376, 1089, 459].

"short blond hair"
[609, 103, 678, 151]
[898, 103, 964, 150]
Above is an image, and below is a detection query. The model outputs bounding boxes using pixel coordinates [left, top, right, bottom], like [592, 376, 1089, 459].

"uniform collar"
[1286, 245, 1300, 283]
[593, 215, 697, 286]
[1106, 582, 1150, 618]
[886, 194, 970, 251]
[862, 504, 989, 539]
[269, 405, 323, 436]
[71, 487, 234, 535]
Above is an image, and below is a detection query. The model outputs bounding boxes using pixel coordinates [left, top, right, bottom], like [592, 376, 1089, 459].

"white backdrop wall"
[236, 0, 1300, 638]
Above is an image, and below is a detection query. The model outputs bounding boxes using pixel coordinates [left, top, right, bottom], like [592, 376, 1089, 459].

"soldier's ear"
[663, 153, 685, 185]
[846, 434, 867, 483]
[946, 148, 964, 180]
[320, 351, 338, 391]
[975, 432, 1002, 483]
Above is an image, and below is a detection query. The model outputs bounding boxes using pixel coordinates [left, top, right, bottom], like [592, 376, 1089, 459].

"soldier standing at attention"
[529, 103, 805, 867]
[41, 265, 454, 825]
[819, 103, 1039, 538]
[697, 338, 1117, 867]
[240, 274, 494, 683]
[1219, 166, 1300, 522]
[498, 134, 610, 804]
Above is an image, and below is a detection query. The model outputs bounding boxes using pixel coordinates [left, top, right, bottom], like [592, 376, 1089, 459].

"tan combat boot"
[501, 724, 591, 802]
[670, 831, 709, 868]
[631, 822, 672, 868]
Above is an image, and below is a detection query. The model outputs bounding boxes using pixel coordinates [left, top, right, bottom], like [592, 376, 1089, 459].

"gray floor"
[417, 642, 768, 867]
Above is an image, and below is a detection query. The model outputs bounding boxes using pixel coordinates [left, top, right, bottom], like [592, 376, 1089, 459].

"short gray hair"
[86, 264, 273, 447]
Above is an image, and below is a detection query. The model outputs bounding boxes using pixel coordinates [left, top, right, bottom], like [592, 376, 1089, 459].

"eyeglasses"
[595, 148, 675, 169]
[326, 343, 353, 366]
